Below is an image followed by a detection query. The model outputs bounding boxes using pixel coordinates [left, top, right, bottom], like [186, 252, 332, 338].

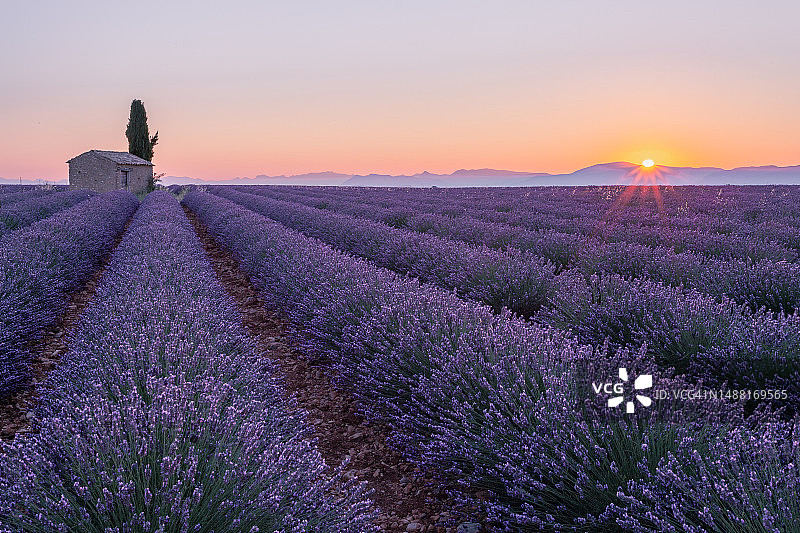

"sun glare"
[599, 157, 668, 226]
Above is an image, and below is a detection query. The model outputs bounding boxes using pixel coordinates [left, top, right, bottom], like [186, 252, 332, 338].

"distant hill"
[9, 163, 800, 188]
[520, 163, 800, 186]
[341, 172, 450, 188]
[519, 163, 724, 186]
[163, 163, 800, 187]
[0, 177, 67, 185]
[341, 169, 551, 187]
[163, 172, 351, 186]
[163, 169, 540, 187]
[699, 165, 800, 185]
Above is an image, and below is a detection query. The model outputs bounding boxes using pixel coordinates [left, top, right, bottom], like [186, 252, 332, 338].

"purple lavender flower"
[0, 192, 376, 532]
[183, 189, 800, 531]
[0, 190, 137, 398]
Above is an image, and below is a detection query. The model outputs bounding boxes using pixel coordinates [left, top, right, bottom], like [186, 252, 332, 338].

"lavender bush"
[612, 416, 800, 532]
[542, 272, 748, 369]
[0, 192, 375, 532]
[237, 185, 589, 271]
[0, 189, 96, 237]
[689, 310, 800, 413]
[542, 271, 800, 403]
[0, 189, 53, 208]
[251, 185, 799, 262]
[210, 187, 557, 317]
[212, 186, 800, 399]
[0, 190, 137, 399]
[0, 185, 67, 193]
[241, 185, 800, 313]
[184, 190, 799, 532]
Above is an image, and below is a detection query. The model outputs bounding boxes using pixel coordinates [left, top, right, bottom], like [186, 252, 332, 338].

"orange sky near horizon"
[1, 1, 798, 181]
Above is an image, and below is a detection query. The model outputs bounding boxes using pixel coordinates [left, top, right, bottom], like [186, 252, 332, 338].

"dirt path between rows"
[184, 205, 487, 533]
[0, 220, 132, 441]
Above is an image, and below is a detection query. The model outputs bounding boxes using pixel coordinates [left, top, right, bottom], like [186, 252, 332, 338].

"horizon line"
[6, 160, 800, 184]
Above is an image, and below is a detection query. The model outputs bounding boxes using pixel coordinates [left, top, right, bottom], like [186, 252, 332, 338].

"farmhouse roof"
[67, 150, 154, 166]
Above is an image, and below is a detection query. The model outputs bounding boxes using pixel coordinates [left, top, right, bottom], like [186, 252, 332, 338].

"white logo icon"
[606, 368, 652, 413]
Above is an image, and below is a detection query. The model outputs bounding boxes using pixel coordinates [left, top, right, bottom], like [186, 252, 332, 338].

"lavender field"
[2, 184, 800, 532]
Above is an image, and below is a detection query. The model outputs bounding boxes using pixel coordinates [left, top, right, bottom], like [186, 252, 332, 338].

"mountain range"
[162, 163, 800, 187]
[0, 177, 67, 185]
[5, 163, 799, 188]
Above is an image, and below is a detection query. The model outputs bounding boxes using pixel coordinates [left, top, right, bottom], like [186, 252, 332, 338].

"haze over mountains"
[162, 163, 800, 187]
[0, 177, 68, 185]
[5, 163, 800, 187]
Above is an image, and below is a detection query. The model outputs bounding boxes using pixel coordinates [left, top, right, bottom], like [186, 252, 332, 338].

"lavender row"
[211, 187, 557, 317]
[238, 186, 800, 313]
[184, 190, 800, 532]
[544, 270, 800, 405]
[0, 192, 376, 532]
[261, 185, 798, 262]
[0, 185, 68, 193]
[319, 184, 800, 237]
[362, 185, 800, 258]
[0, 190, 138, 399]
[0, 189, 97, 238]
[216, 188, 800, 400]
[0, 189, 54, 208]
[234, 184, 588, 271]
[250, 184, 800, 252]
[406, 186, 800, 258]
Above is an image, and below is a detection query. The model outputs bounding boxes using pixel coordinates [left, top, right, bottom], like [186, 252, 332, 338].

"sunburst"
[596, 161, 672, 238]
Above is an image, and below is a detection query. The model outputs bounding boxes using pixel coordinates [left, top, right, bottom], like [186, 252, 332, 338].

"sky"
[1, 0, 799, 181]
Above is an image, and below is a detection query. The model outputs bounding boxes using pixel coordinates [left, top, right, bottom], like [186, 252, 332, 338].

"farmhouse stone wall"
[69, 156, 118, 193]
[124, 165, 151, 194]
[68, 152, 152, 194]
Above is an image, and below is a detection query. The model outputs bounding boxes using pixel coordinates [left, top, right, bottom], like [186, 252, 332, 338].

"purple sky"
[1, 1, 798, 180]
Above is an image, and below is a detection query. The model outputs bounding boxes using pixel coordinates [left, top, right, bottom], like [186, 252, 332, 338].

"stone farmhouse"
[68, 150, 153, 194]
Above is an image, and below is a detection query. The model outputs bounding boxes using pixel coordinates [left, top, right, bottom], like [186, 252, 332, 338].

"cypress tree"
[125, 99, 159, 191]
[125, 99, 158, 162]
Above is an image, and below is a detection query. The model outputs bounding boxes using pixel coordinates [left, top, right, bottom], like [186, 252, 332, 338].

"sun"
[642, 159, 655, 168]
